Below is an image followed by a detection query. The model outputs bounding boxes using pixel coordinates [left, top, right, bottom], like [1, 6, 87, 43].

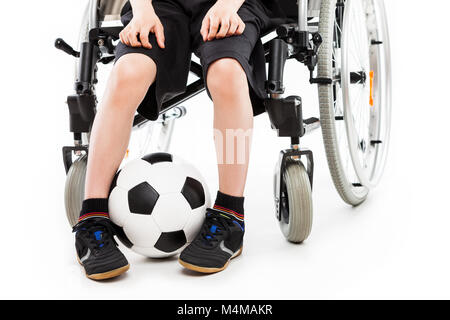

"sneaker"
[179, 209, 244, 273]
[73, 218, 129, 280]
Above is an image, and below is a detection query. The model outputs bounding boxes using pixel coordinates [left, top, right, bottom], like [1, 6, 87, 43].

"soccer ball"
[109, 152, 210, 258]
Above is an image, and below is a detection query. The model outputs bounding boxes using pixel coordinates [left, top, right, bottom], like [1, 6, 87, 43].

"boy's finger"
[129, 30, 141, 47]
[236, 20, 245, 35]
[155, 23, 165, 48]
[227, 20, 239, 36]
[216, 18, 229, 39]
[139, 28, 152, 49]
[200, 17, 210, 41]
[120, 29, 130, 45]
[125, 32, 133, 46]
[208, 16, 219, 40]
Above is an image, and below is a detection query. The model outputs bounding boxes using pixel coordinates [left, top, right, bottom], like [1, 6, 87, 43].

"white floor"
[1, 0, 449, 299]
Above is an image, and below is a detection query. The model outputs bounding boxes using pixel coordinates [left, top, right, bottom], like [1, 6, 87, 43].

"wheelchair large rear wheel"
[279, 161, 313, 243]
[318, 0, 392, 205]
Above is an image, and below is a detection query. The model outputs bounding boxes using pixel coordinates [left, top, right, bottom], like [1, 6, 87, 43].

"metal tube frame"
[76, 0, 314, 128]
[298, 0, 309, 32]
[88, 0, 99, 30]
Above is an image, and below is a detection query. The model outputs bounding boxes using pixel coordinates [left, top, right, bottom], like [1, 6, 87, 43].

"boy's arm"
[201, 0, 246, 42]
[120, 0, 165, 49]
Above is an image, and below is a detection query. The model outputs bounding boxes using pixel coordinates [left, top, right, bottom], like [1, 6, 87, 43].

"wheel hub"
[350, 71, 367, 84]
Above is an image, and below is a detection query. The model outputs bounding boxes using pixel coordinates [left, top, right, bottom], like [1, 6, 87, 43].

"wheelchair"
[56, 0, 392, 244]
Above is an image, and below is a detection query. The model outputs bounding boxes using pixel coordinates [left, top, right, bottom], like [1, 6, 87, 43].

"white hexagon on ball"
[152, 193, 191, 232]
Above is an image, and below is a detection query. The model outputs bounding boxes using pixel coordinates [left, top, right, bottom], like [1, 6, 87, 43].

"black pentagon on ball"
[109, 169, 121, 194]
[154, 230, 187, 253]
[112, 223, 134, 249]
[181, 177, 206, 209]
[128, 182, 159, 215]
[141, 152, 173, 165]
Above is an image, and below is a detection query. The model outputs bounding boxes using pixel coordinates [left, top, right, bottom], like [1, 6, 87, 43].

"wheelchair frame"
[57, 0, 323, 173]
[57, 0, 392, 243]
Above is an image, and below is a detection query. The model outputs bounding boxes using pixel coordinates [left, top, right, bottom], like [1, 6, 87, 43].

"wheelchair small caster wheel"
[64, 155, 87, 227]
[277, 161, 313, 244]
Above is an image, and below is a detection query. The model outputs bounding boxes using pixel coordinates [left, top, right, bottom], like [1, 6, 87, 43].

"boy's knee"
[102, 55, 157, 113]
[207, 58, 248, 98]
[110, 54, 156, 93]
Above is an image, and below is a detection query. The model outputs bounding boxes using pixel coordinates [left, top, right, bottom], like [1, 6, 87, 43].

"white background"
[0, 0, 449, 299]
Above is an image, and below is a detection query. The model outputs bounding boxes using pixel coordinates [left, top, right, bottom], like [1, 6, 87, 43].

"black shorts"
[115, 0, 280, 121]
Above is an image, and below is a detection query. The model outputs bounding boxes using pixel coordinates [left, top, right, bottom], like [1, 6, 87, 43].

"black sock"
[78, 198, 110, 222]
[213, 191, 244, 226]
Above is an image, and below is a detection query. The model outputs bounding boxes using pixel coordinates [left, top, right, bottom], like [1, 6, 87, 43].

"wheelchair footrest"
[265, 96, 305, 138]
[304, 117, 321, 134]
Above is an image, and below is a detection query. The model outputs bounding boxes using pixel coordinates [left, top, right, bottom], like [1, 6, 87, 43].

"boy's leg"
[179, 58, 251, 273]
[207, 58, 253, 198]
[84, 54, 157, 199]
[74, 53, 157, 280]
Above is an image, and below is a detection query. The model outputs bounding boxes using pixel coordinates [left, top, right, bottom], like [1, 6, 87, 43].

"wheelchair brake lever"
[55, 38, 80, 58]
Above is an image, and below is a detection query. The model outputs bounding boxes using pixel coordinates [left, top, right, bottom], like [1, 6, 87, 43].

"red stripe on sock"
[78, 212, 109, 221]
[213, 205, 244, 218]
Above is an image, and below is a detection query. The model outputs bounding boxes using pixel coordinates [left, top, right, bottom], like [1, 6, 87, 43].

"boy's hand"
[120, 0, 165, 49]
[201, 0, 246, 42]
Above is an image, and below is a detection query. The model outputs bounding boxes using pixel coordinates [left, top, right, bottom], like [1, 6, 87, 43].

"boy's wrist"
[216, 0, 245, 11]
[130, 0, 154, 12]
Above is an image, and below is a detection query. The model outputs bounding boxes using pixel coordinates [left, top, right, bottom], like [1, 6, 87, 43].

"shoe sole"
[77, 256, 130, 280]
[178, 246, 243, 274]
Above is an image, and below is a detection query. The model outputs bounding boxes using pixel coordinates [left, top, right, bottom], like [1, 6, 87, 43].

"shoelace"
[200, 210, 236, 246]
[73, 219, 118, 251]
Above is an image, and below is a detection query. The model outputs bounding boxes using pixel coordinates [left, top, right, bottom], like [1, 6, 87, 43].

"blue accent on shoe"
[210, 225, 217, 233]
[233, 220, 244, 231]
[94, 231, 103, 241]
